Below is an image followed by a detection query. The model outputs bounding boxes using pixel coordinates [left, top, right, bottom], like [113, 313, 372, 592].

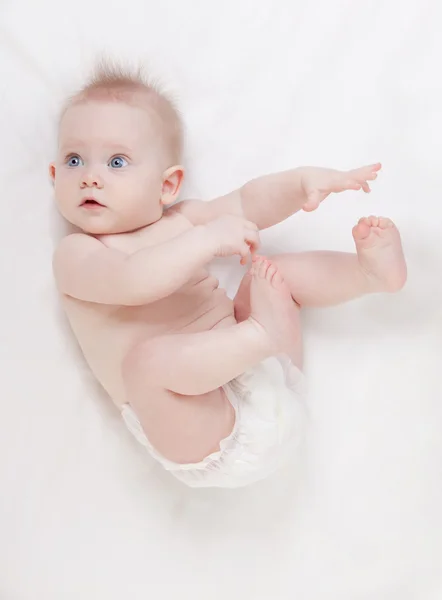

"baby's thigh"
[124, 372, 235, 465]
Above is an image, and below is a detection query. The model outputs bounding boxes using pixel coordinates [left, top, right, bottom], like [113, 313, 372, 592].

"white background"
[1, 1, 442, 598]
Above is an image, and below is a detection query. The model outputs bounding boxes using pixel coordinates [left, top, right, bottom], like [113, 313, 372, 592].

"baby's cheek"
[143, 172, 162, 191]
[56, 171, 72, 187]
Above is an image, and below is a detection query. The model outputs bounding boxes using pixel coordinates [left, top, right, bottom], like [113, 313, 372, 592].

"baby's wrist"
[196, 224, 218, 258]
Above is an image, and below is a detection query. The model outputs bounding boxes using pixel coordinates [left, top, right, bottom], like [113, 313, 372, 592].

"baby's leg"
[124, 381, 236, 464]
[125, 258, 301, 397]
[235, 216, 407, 313]
[123, 258, 302, 464]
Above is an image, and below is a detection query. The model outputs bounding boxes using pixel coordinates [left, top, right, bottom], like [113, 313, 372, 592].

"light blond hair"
[63, 59, 183, 164]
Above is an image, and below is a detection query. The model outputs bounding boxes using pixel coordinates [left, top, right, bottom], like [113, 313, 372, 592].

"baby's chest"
[100, 212, 193, 254]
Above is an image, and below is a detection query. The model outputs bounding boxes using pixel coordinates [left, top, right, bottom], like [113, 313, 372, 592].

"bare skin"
[122, 254, 303, 463]
[60, 213, 406, 463]
[51, 96, 407, 465]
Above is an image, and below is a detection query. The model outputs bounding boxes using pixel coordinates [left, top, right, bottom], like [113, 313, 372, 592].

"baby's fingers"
[302, 190, 321, 212]
[345, 179, 362, 191]
[352, 163, 381, 181]
[245, 229, 260, 253]
[346, 177, 371, 192]
[239, 243, 253, 265]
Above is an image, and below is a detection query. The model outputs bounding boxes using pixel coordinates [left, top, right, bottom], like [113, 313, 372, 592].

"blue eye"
[109, 156, 128, 169]
[67, 155, 83, 167]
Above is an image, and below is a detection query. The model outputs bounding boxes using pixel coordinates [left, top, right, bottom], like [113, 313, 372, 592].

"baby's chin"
[62, 215, 124, 236]
[73, 216, 155, 236]
[79, 222, 131, 235]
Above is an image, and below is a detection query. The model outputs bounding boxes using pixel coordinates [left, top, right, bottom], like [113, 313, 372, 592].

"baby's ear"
[49, 163, 56, 182]
[161, 165, 184, 205]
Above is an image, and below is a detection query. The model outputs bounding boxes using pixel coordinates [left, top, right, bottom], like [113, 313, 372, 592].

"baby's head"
[50, 62, 184, 234]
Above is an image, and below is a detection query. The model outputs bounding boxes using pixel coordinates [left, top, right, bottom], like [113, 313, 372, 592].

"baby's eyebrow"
[60, 141, 133, 155]
[104, 143, 133, 155]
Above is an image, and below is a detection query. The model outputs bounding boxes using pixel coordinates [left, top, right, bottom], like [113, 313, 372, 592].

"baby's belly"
[67, 285, 236, 407]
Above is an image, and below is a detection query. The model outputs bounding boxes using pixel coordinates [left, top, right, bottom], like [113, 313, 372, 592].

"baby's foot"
[352, 216, 407, 292]
[247, 256, 301, 357]
[233, 271, 252, 323]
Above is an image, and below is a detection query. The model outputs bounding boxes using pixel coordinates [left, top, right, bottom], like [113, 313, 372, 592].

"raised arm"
[175, 163, 381, 230]
[53, 227, 215, 306]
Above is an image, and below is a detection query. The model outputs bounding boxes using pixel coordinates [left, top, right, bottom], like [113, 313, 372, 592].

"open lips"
[81, 197, 105, 207]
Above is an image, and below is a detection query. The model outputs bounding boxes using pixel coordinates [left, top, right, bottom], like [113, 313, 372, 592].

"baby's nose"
[81, 171, 103, 189]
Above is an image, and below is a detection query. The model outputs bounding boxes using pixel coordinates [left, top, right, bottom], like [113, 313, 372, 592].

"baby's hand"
[301, 163, 382, 212]
[205, 215, 260, 265]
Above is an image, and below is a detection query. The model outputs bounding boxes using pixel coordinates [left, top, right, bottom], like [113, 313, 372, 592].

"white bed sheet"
[1, 1, 442, 598]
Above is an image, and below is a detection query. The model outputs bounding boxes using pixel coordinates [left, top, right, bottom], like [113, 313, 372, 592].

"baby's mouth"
[81, 197, 105, 208]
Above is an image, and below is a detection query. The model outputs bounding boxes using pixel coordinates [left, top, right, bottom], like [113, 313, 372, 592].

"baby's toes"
[378, 217, 394, 229]
[271, 267, 284, 287]
[265, 263, 276, 280]
[258, 259, 270, 279]
[367, 215, 380, 227]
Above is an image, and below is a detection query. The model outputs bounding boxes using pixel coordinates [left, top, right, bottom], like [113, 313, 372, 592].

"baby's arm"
[175, 163, 381, 230]
[53, 227, 215, 306]
[53, 216, 259, 305]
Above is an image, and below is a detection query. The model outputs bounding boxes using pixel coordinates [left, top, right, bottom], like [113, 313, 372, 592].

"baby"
[51, 63, 407, 488]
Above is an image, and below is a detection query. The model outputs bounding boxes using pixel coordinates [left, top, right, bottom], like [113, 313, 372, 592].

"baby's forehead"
[59, 100, 157, 143]
[58, 79, 182, 163]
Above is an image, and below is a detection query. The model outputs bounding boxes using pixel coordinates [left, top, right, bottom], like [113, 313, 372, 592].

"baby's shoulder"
[52, 233, 104, 285]
[168, 199, 209, 226]
[54, 232, 100, 259]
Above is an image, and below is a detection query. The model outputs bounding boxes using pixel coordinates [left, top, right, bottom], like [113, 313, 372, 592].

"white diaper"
[121, 355, 306, 488]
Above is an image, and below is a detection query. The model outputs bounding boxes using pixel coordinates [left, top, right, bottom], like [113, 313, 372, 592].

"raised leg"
[234, 216, 407, 313]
